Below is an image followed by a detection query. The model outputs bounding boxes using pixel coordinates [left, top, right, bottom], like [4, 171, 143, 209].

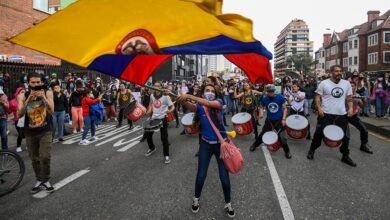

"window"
[321, 51, 325, 57]
[331, 46, 337, 55]
[33, 0, 48, 12]
[368, 53, 378, 65]
[349, 41, 353, 49]
[384, 32, 390, 43]
[343, 42, 348, 52]
[368, 33, 378, 47]
[349, 57, 352, 65]
[384, 51, 390, 63]
[354, 39, 358, 48]
[343, 58, 348, 67]
[354, 56, 358, 65]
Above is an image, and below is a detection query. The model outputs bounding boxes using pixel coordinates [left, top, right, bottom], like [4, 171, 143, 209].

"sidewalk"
[360, 115, 390, 138]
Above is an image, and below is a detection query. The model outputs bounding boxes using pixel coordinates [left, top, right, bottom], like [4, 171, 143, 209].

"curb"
[362, 121, 390, 139]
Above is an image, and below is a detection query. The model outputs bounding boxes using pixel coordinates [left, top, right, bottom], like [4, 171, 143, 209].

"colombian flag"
[10, 0, 273, 84]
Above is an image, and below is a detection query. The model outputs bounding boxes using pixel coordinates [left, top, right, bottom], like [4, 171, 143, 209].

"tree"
[286, 54, 313, 77]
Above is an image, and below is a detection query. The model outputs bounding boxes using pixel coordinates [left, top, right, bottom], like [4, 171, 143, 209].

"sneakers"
[73, 129, 77, 134]
[224, 202, 235, 218]
[90, 136, 99, 141]
[145, 148, 156, 156]
[116, 123, 122, 128]
[307, 150, 314, 160]
[341, 155, 357, 167]
[58, 138, 64, 142]
[191, 197, 200, 213]
[41, 181, 55, 193]
[79, 139, 91, 145]
[164, 156, 171, 164]
[16, 147, 22, 152]
[31, 181, 42, 194]
[128, 126, 134, 130]
[249, 144, 257, 152]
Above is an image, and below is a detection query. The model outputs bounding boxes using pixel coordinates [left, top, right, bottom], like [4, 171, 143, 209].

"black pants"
[289, 109, 311, 137]
[146, 118, 170, 156]
[14, 122, 24, 147]
[310, 114, 350, 155]
[173, 108, 179, 126]
[253, 119, 290, 153]
[348, 115, 368, 145]
[241, 108, 258, 136]
[118, 108, 133, 127]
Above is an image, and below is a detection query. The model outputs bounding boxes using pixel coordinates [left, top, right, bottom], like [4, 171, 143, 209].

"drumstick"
[144, 82, 178, 97]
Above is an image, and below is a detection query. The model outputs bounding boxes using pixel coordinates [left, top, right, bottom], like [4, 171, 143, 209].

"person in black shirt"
[52, 84, 68, 142]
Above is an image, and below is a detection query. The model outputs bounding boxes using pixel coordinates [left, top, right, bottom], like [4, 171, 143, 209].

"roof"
[361, 10, 390, 35]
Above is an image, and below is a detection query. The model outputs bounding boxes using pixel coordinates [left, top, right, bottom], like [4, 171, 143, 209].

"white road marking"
[63, 125, 130, 145]
[33, 168, 90, 199]
[95, 126, 142, 146]
[113, 135, 143, 147]
[117, 140, 141, 152]
[262, 146, 295, 220]
[62, 125, 115, 141]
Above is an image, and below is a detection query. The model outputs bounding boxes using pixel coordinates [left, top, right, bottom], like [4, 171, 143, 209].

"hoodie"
[8, 87, 24, 122]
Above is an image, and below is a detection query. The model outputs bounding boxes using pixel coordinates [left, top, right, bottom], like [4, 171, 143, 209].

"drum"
[126, 101, 146, 122]
[262, 131, 281, 152]
[181, 113, 199, 135]
[143, 119, 163, 132]
[323, 125, 344, 148]
[231, 113, 253, 136]
[286, 114, 309, 139]
[166, 111, 175, 123]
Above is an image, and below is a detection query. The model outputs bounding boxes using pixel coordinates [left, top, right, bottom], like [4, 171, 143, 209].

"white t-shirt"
[181, 86, 189, 95]
[316, 79, 352, 115]
[289, 91, 305, 112]
[150, 94, 173, 120]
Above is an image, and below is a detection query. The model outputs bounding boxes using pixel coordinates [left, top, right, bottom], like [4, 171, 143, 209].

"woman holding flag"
[177, 84, 235, 218]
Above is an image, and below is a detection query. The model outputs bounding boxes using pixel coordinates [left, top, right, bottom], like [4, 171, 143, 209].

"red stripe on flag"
[224, 53, 272, 84]
[121, 54, 174, 85]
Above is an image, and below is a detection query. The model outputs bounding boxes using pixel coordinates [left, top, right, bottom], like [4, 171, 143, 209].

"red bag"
[203, 107, 244, 174]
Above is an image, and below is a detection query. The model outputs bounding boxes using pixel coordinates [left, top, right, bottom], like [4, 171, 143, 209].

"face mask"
[204, 92, 215, 100]
[24, 76, 27, 81]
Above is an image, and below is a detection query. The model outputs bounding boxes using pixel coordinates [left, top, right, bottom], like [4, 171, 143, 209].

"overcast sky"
[223, 0, 389, 56]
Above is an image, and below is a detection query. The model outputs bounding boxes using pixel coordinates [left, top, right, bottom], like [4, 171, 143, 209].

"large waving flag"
[10, 0, 273, 84]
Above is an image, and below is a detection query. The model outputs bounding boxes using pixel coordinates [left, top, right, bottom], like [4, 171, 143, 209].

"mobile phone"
[31, 85, 45, 91]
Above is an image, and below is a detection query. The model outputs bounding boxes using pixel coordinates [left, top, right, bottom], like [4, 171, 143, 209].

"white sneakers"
[73, 129, 77, 134]
[164, 156, 171, 164]
[79, 139, 91, 145]
[90, 136, 99, 141]
[16, 147, 22, 152]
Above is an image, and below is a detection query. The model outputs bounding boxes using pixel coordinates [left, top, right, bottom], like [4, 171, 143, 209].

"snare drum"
[181, 113, 199, 135]
[126, 101, 146, 122]
[286, 114, 308, 139]
[262, 131, 281, 152]
[323, 125, 344, 148]
[232, 113, 253, 136]
[143, 119, 163, 132]
[166, 111, 175, 123]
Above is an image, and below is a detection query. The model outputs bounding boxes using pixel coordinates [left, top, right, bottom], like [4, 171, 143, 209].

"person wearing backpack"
[79, 89, 102, 145]
[177, 84, 235, 218]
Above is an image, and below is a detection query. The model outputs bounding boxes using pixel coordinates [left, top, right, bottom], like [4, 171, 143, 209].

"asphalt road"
[1, 114, 389, 220]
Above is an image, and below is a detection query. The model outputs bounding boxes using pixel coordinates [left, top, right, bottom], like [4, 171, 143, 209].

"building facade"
[274, 19, 313, 77]
[0, 0, 61, 64]
[315, 10, 390, 75]
[207, 55, 232, 73]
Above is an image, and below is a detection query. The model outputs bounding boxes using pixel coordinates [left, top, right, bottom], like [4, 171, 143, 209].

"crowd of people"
[0, 67, 389, 218]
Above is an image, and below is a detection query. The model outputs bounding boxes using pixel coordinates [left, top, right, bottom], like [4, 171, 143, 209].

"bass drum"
[262, 131, 281, 152]
[323, 125, 344, 148]
[286, 114, 308, 139]
[231, 113, 253, 136]
[181, 113, 199, 135]
[143, 119, 163, 132]
[125, 101, 146, 122]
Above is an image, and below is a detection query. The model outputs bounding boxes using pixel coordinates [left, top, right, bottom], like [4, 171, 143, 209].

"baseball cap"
[267, 84, 276, 92]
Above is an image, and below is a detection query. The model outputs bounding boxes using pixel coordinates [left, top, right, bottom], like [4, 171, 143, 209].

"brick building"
[315, 10, 390, 75]
[0, 0, 61, 64]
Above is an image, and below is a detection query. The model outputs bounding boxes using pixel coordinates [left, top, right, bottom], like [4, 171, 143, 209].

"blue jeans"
[52, 111, 65, 139]
[230, 99, 238, 115]
[223, 95, 231, 114]
[304, 99, 313, 115]
[82, 116, 96, 140]
[375, 96, 385, 117]
[195, 140, 231, 203]
[0, 118, 8, 149]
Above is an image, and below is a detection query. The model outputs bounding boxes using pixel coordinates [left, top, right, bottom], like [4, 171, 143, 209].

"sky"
[223, 0, 389, 56]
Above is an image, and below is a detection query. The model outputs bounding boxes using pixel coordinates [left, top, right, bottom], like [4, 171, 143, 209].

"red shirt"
[82, 97, 100, 116]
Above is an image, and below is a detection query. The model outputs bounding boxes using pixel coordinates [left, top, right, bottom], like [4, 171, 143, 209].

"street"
[1, 114, 390, 220]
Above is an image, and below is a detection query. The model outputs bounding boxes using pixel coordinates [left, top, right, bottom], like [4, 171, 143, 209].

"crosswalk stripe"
[95, 126, 142, 146]
[62, 125, 115, 140]
[117, 140, 141, 152]
[33, 168, 90, 199]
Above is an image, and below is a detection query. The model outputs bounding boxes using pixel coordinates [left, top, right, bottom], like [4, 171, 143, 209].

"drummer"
[307, 65, 356, 167]
[249, 84, 292, 159]
[116, 82, 134, 130]
[234, 82, 263, 138]
[145, 81, 175, 164]
[348, 81, 373, 154]
[287, 82, 311, 140]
